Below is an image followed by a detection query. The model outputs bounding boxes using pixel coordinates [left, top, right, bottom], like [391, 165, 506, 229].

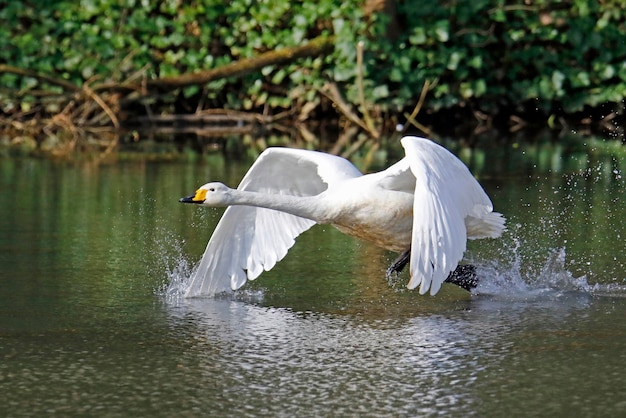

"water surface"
[1, 138, 625, 416]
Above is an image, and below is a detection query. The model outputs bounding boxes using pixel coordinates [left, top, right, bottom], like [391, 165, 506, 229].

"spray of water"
[148, 228, 193, 305]
[161, 253, 192, 304]
[473, 245, 591, 298]
[470, 230, 626, 300]
[160, 245, 267, 305]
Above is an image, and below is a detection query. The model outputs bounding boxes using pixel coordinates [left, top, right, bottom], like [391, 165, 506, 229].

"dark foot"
[386, 249, 411, 280]
[445, 264, 478, 292]
[387, 249, 478, 292]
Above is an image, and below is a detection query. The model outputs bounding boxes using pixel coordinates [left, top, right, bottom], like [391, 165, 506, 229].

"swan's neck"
[230, 190, 331, 223]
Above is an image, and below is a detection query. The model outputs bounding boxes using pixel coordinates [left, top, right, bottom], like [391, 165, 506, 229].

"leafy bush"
[2, 0, 626, 123]
[380, 0, 626, 116]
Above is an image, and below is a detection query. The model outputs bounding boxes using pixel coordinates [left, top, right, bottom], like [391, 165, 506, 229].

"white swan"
[180, 136, 505, 297]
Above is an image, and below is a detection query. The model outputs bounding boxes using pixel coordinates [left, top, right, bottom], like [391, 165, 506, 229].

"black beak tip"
[180, 195, 201, 204]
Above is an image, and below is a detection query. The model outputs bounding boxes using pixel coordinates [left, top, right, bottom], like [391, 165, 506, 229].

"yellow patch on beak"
[194, 189, 207, 202]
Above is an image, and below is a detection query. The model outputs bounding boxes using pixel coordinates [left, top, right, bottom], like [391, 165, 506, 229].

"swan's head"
[179, 182, 233, 207]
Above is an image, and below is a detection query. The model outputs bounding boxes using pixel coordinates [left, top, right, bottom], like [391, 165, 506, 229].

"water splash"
[532, 247, 591, 291]
[473, 245, 592, 298]
[472, 238, 626, 302]
[161, 255, 192, 305]
[160, 255, 267, 305]
[149, 228, 194, 304]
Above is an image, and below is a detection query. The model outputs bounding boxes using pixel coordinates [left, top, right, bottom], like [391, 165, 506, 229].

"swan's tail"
[466, 210, 506, 239]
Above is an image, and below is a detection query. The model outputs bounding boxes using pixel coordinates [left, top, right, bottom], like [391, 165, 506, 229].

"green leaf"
[447, 51, 463, 71]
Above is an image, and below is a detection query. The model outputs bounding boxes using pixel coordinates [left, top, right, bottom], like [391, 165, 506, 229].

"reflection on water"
[1, 137, 625, 417]
[164, 288, 622, 417]
[172, 298, 485, 416]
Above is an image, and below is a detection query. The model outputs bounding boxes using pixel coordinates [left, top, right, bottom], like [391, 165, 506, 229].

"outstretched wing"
[401, 136, 504, 295]
[185, 147, 362, 297]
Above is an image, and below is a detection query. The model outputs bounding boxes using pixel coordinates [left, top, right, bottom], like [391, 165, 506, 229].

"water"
[1, 139, 625, 417]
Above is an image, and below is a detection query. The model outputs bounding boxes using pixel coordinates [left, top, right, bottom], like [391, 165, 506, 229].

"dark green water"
[1, 138, 625, 417]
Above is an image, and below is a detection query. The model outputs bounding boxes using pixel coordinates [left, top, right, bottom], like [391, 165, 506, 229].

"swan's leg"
[386, 249, 411, 279]
[444, 264, 478, 292]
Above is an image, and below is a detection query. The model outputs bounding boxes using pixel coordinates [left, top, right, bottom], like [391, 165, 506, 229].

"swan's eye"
[209, 187, 215, 192]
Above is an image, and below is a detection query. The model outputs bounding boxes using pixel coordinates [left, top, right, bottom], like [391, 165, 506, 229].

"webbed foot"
[444, 264, 478, 292]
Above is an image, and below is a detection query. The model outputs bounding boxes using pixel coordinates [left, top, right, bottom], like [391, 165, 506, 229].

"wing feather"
[185, 147, 361, 297]
[401, 136, 505, 295]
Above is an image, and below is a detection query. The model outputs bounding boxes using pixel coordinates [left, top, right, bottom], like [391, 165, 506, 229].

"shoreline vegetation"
[1, 1, 626, 159]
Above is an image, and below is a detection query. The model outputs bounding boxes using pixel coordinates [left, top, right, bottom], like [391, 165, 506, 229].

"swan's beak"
[179, 195, 203, 204]
[179, 189, 206, 204]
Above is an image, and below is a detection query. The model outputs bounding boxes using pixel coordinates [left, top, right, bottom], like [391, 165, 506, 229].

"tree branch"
[146, 36, 334, 90]
[0, 64, 80, 92]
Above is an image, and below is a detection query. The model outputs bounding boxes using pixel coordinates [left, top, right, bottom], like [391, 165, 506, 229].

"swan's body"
[180, 136, 505, 297]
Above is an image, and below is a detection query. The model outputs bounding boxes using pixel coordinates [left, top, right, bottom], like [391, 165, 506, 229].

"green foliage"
[380, 0, 626, 115]
[2, 0, 626, 119]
